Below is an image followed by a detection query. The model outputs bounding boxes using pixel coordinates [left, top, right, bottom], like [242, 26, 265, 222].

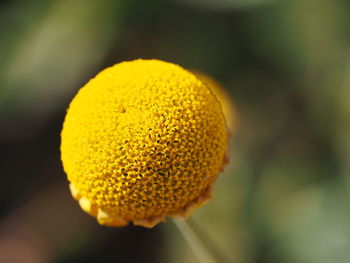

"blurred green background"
[1, 0, 350, 262]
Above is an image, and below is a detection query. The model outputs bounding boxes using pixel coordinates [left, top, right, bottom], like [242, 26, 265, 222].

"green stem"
[172, 218, 218, 263]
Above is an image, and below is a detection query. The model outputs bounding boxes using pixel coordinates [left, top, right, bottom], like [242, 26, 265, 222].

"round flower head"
[61, 59, 229, 228]
[194, 71, 237, 135]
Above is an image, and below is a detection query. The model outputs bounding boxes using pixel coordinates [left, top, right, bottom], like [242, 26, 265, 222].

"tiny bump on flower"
[61, 59, 229, 228]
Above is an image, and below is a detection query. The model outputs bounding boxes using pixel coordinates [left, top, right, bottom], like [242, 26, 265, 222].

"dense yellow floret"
[195, 71, 237, 135]
[61, 59, 229, 227]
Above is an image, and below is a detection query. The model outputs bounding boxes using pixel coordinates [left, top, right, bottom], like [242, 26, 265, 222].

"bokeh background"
[1, 0, 350, 262]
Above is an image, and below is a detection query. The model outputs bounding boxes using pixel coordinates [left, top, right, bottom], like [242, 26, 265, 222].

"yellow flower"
[61, 59, 229, 228]
[194, 71, 237, 135]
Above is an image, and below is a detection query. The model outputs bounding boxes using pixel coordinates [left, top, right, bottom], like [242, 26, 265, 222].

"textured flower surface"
[61, 59, 229, 227]
[195, 72, 237, 135]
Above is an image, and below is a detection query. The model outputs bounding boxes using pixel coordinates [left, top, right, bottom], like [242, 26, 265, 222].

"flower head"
[61, 59, 229, 227]
[195, 71, 237, 135]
